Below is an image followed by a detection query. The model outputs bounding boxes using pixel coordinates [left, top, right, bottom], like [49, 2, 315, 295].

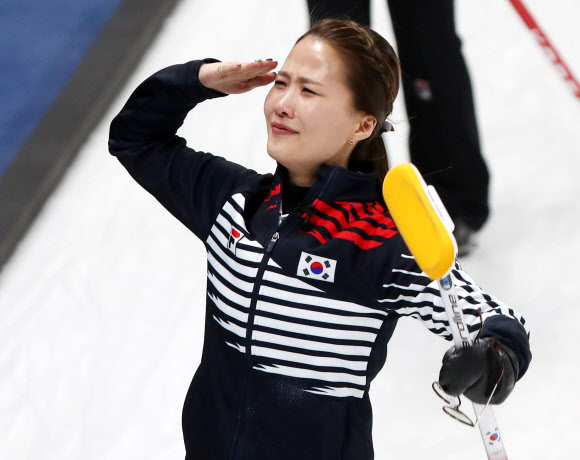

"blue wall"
[0, 0, 123, 178]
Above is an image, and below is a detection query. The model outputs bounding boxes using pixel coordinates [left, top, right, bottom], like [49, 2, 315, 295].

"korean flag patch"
[297, 252, 337, 283]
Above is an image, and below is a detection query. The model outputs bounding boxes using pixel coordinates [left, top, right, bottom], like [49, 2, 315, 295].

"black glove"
[438, 338, 518, 405]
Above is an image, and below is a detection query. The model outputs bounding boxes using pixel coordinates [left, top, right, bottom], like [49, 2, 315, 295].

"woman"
[109, 19, 530, 460]
[306, 0, 491, 255]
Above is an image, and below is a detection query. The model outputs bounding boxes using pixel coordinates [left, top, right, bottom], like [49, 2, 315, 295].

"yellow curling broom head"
[383, 163, 457, 280]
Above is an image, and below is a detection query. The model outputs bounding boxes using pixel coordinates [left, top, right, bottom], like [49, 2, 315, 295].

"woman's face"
[264, 36, 371, 185]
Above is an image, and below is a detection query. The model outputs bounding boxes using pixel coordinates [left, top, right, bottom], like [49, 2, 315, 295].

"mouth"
[271, 122, 298, 135]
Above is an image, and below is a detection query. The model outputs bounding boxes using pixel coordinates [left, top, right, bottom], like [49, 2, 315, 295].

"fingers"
[438, 344, 487, 397]
[241, 59, 279, 79]
[245, 72, 277, 90]
[217, 60, 277, 79]
[200, 59, 278, 94]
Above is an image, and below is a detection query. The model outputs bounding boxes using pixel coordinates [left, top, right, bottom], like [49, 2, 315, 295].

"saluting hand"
[199, 59, 278, 95]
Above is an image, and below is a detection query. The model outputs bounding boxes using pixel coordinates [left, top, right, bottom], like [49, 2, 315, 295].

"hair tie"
[379, 120, 394, 134]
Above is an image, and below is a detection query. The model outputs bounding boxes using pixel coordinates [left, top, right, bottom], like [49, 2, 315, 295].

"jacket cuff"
[480, 314, 531, 381]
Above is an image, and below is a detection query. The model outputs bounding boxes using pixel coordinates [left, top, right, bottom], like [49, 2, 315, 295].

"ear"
[352, 115, 377, 143]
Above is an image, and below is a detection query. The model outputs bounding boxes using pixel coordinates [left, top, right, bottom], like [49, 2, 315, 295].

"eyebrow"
[278, 71, 324, 86]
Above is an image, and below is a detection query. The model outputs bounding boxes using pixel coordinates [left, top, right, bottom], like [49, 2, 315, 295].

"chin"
[266, 141, 290, 164]
[267, 149, 298, 174]
[267, 151, 288, 168]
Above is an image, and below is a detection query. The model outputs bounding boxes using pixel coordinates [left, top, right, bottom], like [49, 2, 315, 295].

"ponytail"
[348, 132, 389, 197]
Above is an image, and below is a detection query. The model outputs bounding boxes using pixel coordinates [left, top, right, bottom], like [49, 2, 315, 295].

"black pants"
[307, 0, 489, 230]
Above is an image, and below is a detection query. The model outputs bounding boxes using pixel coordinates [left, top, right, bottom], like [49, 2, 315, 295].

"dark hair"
[297, 18, 400, 184]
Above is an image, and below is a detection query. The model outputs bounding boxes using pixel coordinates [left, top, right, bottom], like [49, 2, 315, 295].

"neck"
[287, 151, 354, 186]
[282, 174, 311, 214]
[287, 168, 317, 187]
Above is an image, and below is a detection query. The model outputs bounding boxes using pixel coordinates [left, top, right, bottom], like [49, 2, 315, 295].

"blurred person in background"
[308, 0, 489, 255]
[109, 18, 530, 460]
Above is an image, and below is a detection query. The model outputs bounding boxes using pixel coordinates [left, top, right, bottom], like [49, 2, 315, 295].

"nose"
[275, 92, 296, 119]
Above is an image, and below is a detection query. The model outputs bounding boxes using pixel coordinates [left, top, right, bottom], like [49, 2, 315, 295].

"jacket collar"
[273, 162, 380, 205]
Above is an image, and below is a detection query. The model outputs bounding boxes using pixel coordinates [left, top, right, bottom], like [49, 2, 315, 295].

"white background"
[1, 0, 579, 458]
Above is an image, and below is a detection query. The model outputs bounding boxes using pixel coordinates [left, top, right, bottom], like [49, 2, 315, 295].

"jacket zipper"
[267, 231, 280, 252]
[246, 228, 283, 359]
[230, 171, 337, 459]
[230, 224, 287, 460]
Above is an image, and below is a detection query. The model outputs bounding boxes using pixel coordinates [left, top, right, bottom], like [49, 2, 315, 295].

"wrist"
[198, 62, 217, 89]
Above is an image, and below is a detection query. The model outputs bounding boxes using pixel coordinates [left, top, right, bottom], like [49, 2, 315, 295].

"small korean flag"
[297, 252, 337, 283]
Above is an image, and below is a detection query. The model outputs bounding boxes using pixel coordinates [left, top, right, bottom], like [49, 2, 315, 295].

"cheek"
[299, 105, 325, 133]
[303, 105, 348, 140]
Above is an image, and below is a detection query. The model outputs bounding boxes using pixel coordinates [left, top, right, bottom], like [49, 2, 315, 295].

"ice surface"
[1, 0, 578, 458]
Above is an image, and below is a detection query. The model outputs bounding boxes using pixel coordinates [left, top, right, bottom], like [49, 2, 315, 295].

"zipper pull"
[267, 232, 279, 253]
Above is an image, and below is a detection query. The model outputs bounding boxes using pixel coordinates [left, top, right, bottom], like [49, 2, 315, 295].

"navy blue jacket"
[109, 60, 531, 460]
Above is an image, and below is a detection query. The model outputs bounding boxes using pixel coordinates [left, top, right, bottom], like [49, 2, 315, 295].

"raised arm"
[108, 58, 277, 240]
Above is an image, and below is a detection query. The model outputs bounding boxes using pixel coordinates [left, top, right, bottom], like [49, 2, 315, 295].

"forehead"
[281, 36, 348, 86]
